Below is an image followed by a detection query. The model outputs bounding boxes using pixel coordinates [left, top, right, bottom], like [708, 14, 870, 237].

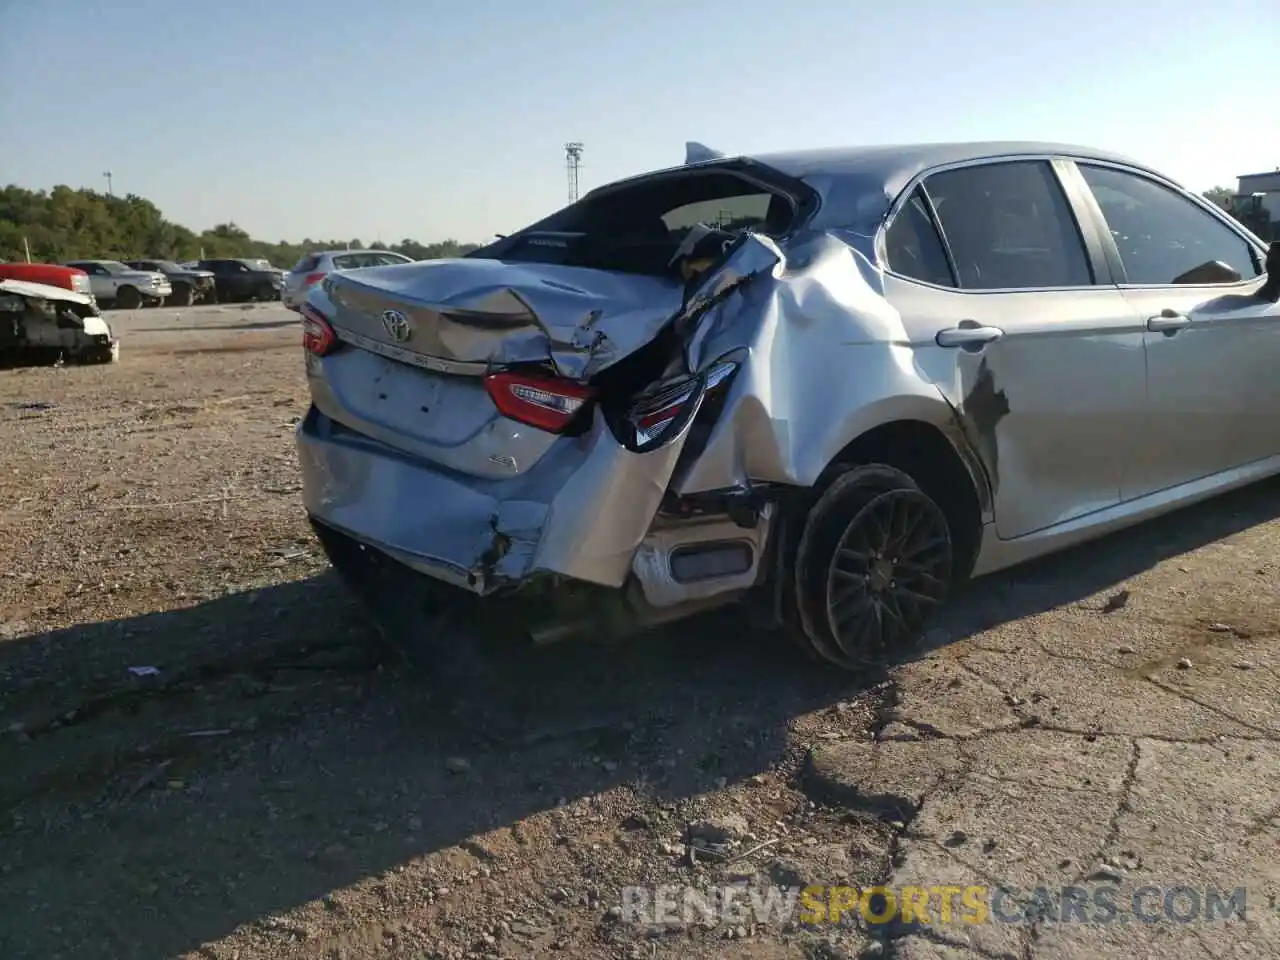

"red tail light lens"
[626, 360, 737, 448]
[303, 272, 326, 287]
[300, 303, 337, 357]
[485, 370, 596, 433]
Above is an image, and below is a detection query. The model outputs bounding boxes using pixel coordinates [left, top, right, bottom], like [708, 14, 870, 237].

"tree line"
[1, 182, 1271, 270]
[0, 185, 481, 268]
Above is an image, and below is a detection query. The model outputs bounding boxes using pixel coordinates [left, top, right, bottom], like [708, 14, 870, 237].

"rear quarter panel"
[675, 231, 980, 498]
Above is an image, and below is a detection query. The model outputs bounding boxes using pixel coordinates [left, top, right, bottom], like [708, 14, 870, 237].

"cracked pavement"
[3, 309, 1279, 959]
[806, 490, 1280, 959]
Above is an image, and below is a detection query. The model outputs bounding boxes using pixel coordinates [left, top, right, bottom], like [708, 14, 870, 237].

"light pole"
[103, 171, 114, 197]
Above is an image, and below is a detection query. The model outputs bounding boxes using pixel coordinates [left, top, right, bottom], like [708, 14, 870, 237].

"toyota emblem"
[381, 309, 412, 342]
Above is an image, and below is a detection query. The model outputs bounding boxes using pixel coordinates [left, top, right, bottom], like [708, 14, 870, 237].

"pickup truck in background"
[197, 258, 284, 303]
[124, 259, 217, 306]
[63, 260, 172, 309]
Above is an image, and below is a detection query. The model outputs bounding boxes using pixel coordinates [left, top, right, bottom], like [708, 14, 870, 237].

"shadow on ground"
[1, 476, 1277, 958]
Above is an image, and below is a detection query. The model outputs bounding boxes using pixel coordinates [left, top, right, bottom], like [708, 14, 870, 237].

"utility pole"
[103, 171, 114, 197]
[23, 236, 32, 263]
[565, 142, 584, 203]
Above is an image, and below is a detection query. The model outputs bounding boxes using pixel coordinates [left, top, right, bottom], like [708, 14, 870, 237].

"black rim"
[824, 488, 951, 660]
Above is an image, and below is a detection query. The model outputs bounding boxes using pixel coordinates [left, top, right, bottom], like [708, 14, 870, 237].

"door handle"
[1147, 309, 1191, 333]
[936, 325, 1004, 348]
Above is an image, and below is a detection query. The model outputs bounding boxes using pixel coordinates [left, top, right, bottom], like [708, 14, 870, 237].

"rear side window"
[292, 256, 319, 273]
[924, 161, 1093, 290]
[884, 188, 956, 287]
[1078, 164, 1260, 285]
[332, 254, 364, 270]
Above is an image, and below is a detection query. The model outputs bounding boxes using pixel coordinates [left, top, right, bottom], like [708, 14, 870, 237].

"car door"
[1070, 162, 1279, 495]
[883, 158, 1147, 540]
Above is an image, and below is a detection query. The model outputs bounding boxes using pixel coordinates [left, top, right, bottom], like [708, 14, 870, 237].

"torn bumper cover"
[297, 401, 722, 598]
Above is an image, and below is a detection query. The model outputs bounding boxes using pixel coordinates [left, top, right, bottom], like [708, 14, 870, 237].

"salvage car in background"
[0, 277, 118, 366]
[64, 260, 172, 310]
[296, 140, 1280, 676]
[124, 259, 217, 306]
[197, 258, 284, 303]
[283, 249, 413, 310]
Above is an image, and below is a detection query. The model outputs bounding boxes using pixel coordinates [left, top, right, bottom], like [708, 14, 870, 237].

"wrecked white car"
[297, 141, 1280, 674]
[0, 278, 119, 367]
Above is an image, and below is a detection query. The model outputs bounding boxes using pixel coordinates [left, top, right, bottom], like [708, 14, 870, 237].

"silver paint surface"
[298, 141, 1280, 613]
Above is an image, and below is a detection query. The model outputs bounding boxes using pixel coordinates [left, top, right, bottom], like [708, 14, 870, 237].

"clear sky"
[2, 0, 1276, 245]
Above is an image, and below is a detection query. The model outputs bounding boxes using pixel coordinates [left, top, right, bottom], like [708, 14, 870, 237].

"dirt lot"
[1, 303, 1277, 960]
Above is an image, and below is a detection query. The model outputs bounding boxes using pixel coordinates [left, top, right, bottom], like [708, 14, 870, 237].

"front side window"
[884, 187, 956, 287]
[923, 161, 1093, 290]
[1078, 164, 1261, 285]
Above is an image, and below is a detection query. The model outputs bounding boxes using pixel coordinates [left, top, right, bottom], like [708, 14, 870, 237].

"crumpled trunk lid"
[323, 259, 686, 380]
[308, 236, 784, 482]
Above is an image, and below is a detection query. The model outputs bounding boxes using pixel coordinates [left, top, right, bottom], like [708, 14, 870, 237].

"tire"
[786, 464, 954, 670]
[167, 283, 194, 307]
[114, 286, 141, 310]
[256, 283, 276, 301]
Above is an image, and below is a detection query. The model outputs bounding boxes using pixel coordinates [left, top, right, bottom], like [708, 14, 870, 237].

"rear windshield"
[331, 252, 405, 270]
[292, 256, 320, 273]
[481, 170, 794, 277]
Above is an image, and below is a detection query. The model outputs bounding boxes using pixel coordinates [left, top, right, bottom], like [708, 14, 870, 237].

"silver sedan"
[282, 249, 413, 310]
[294, 141, 1280, 675]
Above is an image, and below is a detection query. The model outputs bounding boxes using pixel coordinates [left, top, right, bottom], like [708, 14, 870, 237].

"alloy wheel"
[822, 487, 952, 662]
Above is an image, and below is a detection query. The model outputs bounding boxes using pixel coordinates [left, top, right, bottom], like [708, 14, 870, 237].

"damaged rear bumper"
[297, 405, 774, 607]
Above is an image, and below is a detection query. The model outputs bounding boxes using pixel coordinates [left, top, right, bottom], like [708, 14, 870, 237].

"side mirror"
[1261, 242, 1279, 303]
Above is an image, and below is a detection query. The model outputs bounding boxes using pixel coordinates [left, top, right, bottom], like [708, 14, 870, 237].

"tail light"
[301, 303, 338, 357]
[303, 272, 326, 288]
[625, 360, 737, 450]
[485, 370, 596, 433]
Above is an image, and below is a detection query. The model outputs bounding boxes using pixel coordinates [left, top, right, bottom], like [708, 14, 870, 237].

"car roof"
[608, 140, 1172, 234]
[745, 140, 1163, 189]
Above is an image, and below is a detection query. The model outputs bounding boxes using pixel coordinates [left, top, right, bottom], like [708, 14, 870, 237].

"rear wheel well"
[820, 420, 984, 582]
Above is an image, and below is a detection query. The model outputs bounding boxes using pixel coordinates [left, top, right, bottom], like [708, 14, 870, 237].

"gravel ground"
[1, 302, 1277, 960]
